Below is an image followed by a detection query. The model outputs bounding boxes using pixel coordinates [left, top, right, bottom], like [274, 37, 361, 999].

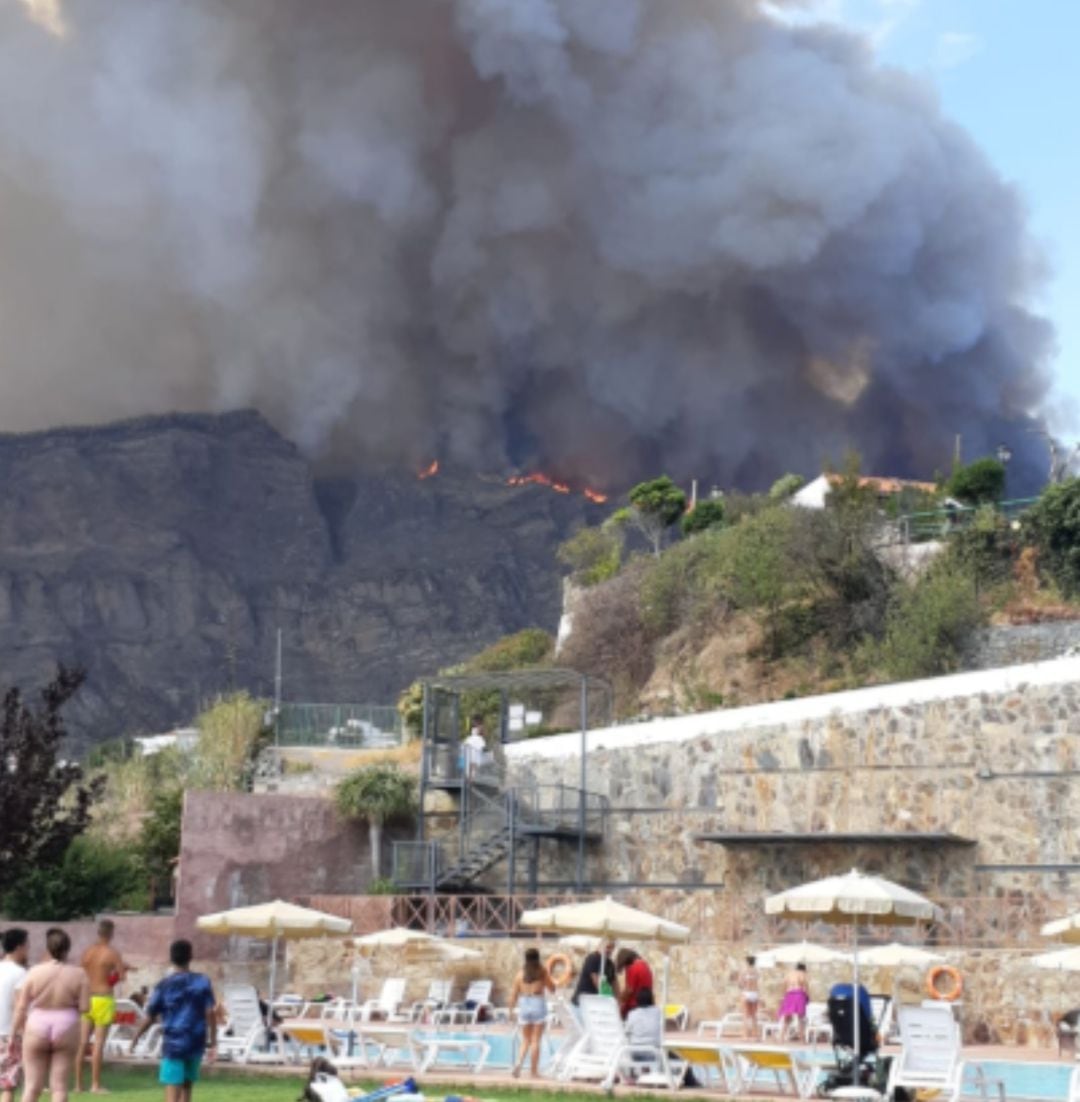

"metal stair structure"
[393, 779, 608, 893]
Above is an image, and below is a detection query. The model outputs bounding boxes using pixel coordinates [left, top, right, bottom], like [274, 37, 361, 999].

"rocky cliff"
[0, 411, 590, 748]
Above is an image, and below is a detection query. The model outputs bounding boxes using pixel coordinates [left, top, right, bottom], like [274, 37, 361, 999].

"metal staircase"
[392, 781, 608, 893]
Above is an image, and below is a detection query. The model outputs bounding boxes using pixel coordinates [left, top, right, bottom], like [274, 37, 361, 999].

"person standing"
[75, 919, 127, 1093]
[738, 955, 760, 1038]
[778, 962, 810, 1040]
[463, 718, 486, 782]
[570, 940, 616, 1006]
[10, 928, 89, 1102]
[615, 949, 653, 1020]
[0, 929, 29, 1102]
[507, 949, 553, 1080]
[131, 940, 217, 1102]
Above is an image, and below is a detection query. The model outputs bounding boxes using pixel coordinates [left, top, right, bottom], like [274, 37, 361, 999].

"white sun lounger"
[433, 979, 493, 1025]
[360, 978, 408, 1022]
[564, 994, 664, 1090]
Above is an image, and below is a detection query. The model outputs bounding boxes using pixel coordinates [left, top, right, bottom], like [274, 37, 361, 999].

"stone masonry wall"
[964, 621, 1080, 672]
[505, 656, 1080, 901]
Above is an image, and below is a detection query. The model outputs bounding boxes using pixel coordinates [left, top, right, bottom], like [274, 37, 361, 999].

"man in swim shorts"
[76, 920, 127, 1093]
[131, 940, 216, 1102]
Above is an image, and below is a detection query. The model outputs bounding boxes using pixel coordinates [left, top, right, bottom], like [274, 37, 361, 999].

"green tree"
[625, 476, 688, 556]
[557, 525, 623, 585]
[768, 473, 805, 501]
[0, 666, 102, 900]
[680, 499, 726, 536]
[1029, 478, 1080, 596]
[878, 563, 984, 680]
[3, 835, 148, 920]
[192, 691, 268, 791]
[139, 786, 184, 906]
[947, 457, 1006, 505]
[335, 765, 417, 880]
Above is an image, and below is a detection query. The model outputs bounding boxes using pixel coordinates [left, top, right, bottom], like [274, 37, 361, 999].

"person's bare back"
[80, 944, 122, 998]
[20, 962, 87, 1012]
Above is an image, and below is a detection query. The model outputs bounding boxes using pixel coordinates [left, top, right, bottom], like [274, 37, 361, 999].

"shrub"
[946, 506, 1018, 591]
[557, 526, 623, 586]
[768, 473, 805, 501]
[626, 476, 688, 555]
[877, 563, 984, 680]
[335, 764, 417, 880]
[467, 628, 553, 671]
[947, 457, 1006, 505]
[1028, 478, 1080, 597]
[192, 692, 268, 791]
[680, 499, 726, 536]
[3, 836, 148, 920]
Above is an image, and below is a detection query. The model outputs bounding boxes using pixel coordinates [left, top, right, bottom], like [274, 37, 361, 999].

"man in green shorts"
[131, 941, 216, 1102]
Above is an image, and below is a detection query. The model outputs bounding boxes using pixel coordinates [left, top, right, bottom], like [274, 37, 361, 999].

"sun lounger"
[546, 996, 586, 1081]
[805, 1001, 833, 1046]
[661, 1039, 742, 1092]
[887, 1004, 1003, 1102]
[360, 978, 408, 1022]
[104, 999, 161, 1059]
[697, 1011, 747, 1039]
[1068, 1065, 1080, 1102]
[665, 1003, 690, 1030]
[217, 984, 284, 1064]
[563, 994, 664, 1090]
[409, 979, 453, 1021]
[412, 1033, 490, 1072]
[433, 979, 493, 1025]
[733, 1044, 819, 1097]
[279, 1020, 374, 1069]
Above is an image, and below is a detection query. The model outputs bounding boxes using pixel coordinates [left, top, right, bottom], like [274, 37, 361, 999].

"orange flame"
[507, 471, 608, 503]
[417, 459, 439, 480]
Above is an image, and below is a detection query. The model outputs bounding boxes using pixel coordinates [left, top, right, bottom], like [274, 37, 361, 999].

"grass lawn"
[102, 1065, 607, 1102]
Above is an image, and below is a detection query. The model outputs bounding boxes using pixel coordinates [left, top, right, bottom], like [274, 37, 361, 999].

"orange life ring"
[926, 964, 963, 1002]
[545, 953, 573, 988]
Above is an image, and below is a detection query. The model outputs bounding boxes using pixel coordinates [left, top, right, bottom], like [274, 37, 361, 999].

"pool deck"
[168, 1033, 1076, 1099]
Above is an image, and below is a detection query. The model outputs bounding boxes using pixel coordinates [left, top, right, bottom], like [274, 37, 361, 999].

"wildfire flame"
[417, 459, 439, 480]
[507, 472, 608, 504]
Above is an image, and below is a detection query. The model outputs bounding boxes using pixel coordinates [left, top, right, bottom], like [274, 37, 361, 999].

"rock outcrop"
[0, 411, 589, 748]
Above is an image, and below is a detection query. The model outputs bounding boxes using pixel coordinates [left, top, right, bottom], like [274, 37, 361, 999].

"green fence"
[896, 497, 1039, 543]
[276, 702, 402, 748]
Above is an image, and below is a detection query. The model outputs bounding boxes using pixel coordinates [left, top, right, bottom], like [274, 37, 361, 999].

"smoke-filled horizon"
[0, 0, 1056, 490]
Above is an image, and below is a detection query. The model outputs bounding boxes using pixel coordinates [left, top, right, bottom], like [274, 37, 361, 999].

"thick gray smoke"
[0, 0, 1055, 489]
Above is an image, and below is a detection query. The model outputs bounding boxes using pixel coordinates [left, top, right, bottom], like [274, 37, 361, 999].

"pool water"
[397, 1033, 1077, 1097]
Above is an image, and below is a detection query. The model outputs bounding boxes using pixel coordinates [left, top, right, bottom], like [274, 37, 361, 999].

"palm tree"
[335, 764, 417, 880]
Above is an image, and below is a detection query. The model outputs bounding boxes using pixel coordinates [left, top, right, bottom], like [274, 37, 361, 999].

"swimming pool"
[410, 1030, 555, 1070]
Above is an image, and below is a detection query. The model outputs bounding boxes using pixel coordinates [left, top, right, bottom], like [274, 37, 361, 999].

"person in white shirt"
[625, 987, 663, 1066]
[463, 718, 486, 782]
[0, 928, 30, 1102]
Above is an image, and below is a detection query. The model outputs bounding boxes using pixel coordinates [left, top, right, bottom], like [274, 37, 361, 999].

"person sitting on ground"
[571, 940, 617, 1007]
[626, 988, 663, 1064]
[778, 962, 810, 1040]
[615, 948, 653, 1020]
[131, 939, 217, 1102]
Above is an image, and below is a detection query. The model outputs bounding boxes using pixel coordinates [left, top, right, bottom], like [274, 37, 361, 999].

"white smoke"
[0, 0, 1054, 487]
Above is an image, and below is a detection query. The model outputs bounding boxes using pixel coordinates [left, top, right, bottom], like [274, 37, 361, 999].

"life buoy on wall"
[545, 953, 573, 988]
[926, 964, 963, 1002]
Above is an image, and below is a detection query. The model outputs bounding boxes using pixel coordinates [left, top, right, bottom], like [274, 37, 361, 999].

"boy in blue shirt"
[132, 940, 216, 1102]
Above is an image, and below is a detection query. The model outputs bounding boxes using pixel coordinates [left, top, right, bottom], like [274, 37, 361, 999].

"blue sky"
[777, 0, 1079, 432]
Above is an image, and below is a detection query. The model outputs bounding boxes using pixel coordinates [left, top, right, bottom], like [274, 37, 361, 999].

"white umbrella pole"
[268, 935, 279, 1027]
[852, 921, 860, 1079]
[661, 954, 670, 1019]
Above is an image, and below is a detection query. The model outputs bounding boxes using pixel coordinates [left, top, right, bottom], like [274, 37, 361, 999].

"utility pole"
[273, 628, 282, 748]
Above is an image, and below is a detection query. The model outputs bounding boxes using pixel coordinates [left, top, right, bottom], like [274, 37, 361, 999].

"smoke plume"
[0, 0, 1055, 489]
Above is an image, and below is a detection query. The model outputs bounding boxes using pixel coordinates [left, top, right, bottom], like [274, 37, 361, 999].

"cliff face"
[0, 411, 588, 748]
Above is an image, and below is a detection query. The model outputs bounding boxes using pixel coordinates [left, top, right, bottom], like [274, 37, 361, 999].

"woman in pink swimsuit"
[10, 929, 89, 1102]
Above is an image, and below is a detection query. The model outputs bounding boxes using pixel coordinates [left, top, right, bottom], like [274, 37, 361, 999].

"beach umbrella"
[1031, 946, 1080, 971]
[521, 896, 690, 1009]
[855, 942, 944, 968]
[560, 934, 603, 953]
[352, 927, 482, 960]
[1041, 913, 1080, 944]
[197, 899, 352, 1018]
[765, 869, 939, 1065]
[756, 941, 852, 968]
